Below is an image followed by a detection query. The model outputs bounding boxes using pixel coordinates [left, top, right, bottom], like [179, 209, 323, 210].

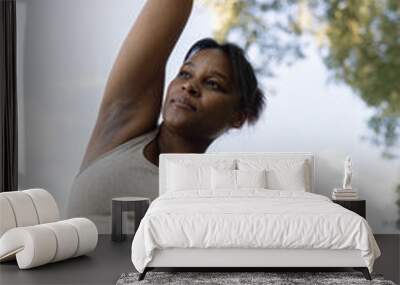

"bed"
[131, 152, 381, 281]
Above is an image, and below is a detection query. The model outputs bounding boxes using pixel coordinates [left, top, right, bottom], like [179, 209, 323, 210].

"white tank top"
[67, 127, 160, 234]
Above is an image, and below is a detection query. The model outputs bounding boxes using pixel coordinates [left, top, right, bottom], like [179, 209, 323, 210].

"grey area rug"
[116, 272, 396, 285]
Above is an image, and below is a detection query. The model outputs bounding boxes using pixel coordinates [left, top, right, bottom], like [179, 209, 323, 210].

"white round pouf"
[0, 192, 39, 227]
[42, 221, 79, 262]
[64, 218, 98, 257]
[0, 226, 57, 269]
[0, 218, 98, 269]
[0, 196, 17, 237]
[23, 188, 60, 223]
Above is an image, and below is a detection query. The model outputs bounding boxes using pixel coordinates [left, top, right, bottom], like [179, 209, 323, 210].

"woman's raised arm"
[80, 0, 193, 171]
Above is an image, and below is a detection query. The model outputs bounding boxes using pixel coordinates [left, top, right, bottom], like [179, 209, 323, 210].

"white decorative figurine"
[342, 156, 352, 190]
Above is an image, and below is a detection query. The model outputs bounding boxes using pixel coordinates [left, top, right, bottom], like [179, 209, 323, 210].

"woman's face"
[162, 48, 246, 140]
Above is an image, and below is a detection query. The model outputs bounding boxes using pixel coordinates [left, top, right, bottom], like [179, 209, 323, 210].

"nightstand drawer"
[332, 200, 366, 219]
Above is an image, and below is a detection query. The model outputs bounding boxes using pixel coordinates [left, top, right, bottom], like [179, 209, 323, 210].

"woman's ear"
[231, 111, 247, 129]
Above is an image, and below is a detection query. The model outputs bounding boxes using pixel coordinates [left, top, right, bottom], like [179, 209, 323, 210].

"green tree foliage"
[322, 0, 400, 159]
[201, 0, 400, 229]
[201, 0, 400, 158]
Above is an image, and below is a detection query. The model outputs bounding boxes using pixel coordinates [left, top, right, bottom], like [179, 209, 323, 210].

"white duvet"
[131, 190, 380, 273]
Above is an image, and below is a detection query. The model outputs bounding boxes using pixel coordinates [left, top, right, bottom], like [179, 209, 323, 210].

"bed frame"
[139, 153, 371, 281]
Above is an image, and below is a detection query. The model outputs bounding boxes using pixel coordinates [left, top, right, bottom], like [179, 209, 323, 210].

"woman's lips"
[171, 99, 197, 112]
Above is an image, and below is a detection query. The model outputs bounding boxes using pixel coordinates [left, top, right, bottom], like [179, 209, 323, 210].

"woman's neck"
[157, 122, 212, 154]
[143, 122, 214, 167]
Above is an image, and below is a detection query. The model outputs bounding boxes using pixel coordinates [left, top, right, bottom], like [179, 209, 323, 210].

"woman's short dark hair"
[184, 38, 266, 126]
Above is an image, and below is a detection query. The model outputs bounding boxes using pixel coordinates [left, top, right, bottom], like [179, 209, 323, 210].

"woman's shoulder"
[77, 125, 160, 177]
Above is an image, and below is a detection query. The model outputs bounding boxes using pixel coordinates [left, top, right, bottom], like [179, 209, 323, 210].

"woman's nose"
[181, 81, 200, 97]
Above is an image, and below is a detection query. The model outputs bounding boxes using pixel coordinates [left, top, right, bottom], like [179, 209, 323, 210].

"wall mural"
[16, 0, 399, 234]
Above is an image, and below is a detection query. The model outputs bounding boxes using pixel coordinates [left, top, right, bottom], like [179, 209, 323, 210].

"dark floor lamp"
[0, 0, 18, 192]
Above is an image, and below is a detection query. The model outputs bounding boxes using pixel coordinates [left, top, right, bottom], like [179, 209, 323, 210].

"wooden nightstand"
[332, 199, 366, 219]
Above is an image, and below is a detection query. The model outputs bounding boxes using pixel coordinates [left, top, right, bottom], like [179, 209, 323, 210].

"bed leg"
[138, 268, 147, 281]
[354, 267, 371, 280]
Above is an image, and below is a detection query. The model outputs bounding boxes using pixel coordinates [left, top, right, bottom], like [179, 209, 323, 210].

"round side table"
[111, 197, 150, 242]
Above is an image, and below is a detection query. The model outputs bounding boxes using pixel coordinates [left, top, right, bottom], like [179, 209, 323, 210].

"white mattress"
[131, 190, 380, 273]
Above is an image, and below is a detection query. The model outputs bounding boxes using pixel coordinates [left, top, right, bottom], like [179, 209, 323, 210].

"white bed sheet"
[131, 189, 380, 273]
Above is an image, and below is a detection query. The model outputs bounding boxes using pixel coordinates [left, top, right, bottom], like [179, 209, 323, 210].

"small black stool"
[111, 197, 150, 242]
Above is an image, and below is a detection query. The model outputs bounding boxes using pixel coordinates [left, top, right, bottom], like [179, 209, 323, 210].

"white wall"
[17, 0, 399, 233]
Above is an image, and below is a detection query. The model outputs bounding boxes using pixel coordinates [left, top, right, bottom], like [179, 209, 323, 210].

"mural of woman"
[67, 0, 265, 233]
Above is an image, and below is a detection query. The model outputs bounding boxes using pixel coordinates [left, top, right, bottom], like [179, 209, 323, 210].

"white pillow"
[237, 159, 309, 191]
[166, 160, 235, 191]
[211, 168, 236, 190]
[236, 169, 267, 188]
[211, 168, 267, 190]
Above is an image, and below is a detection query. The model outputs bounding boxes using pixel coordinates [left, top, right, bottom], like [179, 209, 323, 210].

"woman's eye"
[207, 80, 222, 91]
[178, 70, 191, 79]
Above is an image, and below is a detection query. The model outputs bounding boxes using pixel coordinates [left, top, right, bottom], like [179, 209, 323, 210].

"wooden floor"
[0, 235, 398, 285]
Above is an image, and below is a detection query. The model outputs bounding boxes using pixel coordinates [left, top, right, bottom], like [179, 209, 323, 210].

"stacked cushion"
[0, 196, 17, 237]
[0, 218, 97, 269]
[0, 189, 59, 236]
[0, 189, 98, 269]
